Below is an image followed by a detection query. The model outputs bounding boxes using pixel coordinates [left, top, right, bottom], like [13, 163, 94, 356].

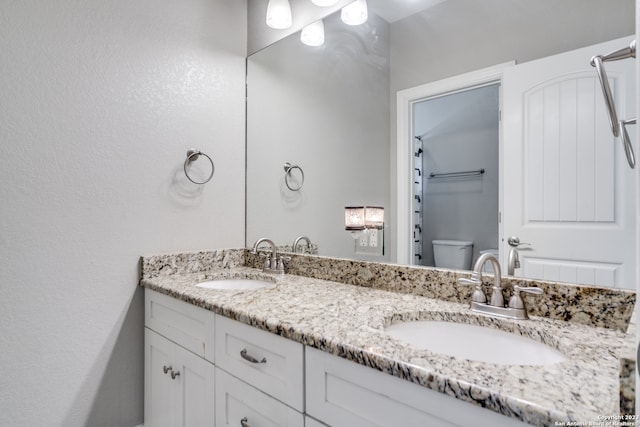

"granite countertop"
[140, 265, 634, 427]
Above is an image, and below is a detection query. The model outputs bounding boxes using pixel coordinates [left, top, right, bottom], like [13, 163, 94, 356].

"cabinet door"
[145, 328, 178, 427]
[146, 328, 215, 427]
[215, 368, 304, 427]
[174, 345, 215, 427]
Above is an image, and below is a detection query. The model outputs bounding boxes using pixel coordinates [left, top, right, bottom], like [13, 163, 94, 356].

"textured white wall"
[0, 0, 246, 426]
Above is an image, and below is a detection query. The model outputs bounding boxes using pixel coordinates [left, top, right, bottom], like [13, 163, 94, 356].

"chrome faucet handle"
[277, 256, 291, 273]
[508, 285, 543, 310]
[457, 274, 487, 304]
[514, 285, 543, 295]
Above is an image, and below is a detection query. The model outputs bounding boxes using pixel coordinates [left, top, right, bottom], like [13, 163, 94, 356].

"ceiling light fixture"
[341, 0, 368, 26]
[300, 19, 325, 46]
[266, 0, 293, 29]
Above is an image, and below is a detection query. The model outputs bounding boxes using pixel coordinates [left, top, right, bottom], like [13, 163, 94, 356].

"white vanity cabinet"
[305, 347, 530, 427]
[145, 289, 530, 427]
[145, 289, 305, 427]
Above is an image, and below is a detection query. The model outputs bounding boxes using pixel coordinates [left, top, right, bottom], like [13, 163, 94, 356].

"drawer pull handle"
[171, 370, 180, 380]
[163, 365, 172, 374]
[240, 417, 251, 427]
[240, 349, 267, 364]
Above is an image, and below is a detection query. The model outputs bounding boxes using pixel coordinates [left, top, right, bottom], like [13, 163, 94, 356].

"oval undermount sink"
[385, 320, 567, 366]
[195, 278, 274, 291]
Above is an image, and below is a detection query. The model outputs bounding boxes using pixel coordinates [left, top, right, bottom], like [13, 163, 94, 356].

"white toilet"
[432, 240, 474, 270]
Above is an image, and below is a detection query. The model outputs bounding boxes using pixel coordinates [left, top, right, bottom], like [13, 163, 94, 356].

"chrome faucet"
[457, 253, 542, 320]
[474, 253, 504, 306]
[507, 247, 520, 275]
[292, 235, 312, 253]
[250, 238, 287, 274]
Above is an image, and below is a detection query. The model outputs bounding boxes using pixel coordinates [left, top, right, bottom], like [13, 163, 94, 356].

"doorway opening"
[412, 83, 500, 268]
[395, 62, 513, 266]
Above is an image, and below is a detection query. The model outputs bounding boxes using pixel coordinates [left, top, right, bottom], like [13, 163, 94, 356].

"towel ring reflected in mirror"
[184, 149, 215, 185]
[283, 162, 304, 191]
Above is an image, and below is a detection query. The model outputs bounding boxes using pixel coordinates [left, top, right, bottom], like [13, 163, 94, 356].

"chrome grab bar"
[428, 168, 485, 179]
[620, 118, 636, 169]
[590, 40, 636, 169]
[599, 40, 636, 62]
[590, 55, 620, 136]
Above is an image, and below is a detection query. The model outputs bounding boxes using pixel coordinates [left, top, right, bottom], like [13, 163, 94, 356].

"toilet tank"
[432, 240, 474, 270]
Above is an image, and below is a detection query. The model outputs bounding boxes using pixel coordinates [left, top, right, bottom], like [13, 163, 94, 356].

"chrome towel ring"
[284, 162, 304, 191]
[184, 149, 215, 184]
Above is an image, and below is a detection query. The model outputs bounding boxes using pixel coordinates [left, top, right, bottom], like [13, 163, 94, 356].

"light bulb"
[341, 0, 367, 25]
[266, 0, 292, 29]
[312, 0, 339, 6]
[301, 20, 325, 47]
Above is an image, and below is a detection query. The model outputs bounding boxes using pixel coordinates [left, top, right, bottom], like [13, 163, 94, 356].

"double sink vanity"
[140, 248, 636, 427]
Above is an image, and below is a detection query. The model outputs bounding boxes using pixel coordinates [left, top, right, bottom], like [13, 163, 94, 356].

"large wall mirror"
[246, 0, 636, 289]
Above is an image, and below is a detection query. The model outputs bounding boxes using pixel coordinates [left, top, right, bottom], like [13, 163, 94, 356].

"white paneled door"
[502, 36, 636, 289]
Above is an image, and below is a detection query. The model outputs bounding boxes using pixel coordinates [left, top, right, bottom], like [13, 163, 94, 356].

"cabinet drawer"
[215, 315, 304, 411]
[305, 347, 529, 427]
[145, 289, 215, 362]
[215, 368, 303, 427]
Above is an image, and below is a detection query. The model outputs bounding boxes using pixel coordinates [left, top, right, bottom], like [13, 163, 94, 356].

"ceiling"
[368, 0, 448, 23]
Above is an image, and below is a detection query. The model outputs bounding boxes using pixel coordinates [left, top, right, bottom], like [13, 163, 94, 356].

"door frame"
[395, 61, 514, 264]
